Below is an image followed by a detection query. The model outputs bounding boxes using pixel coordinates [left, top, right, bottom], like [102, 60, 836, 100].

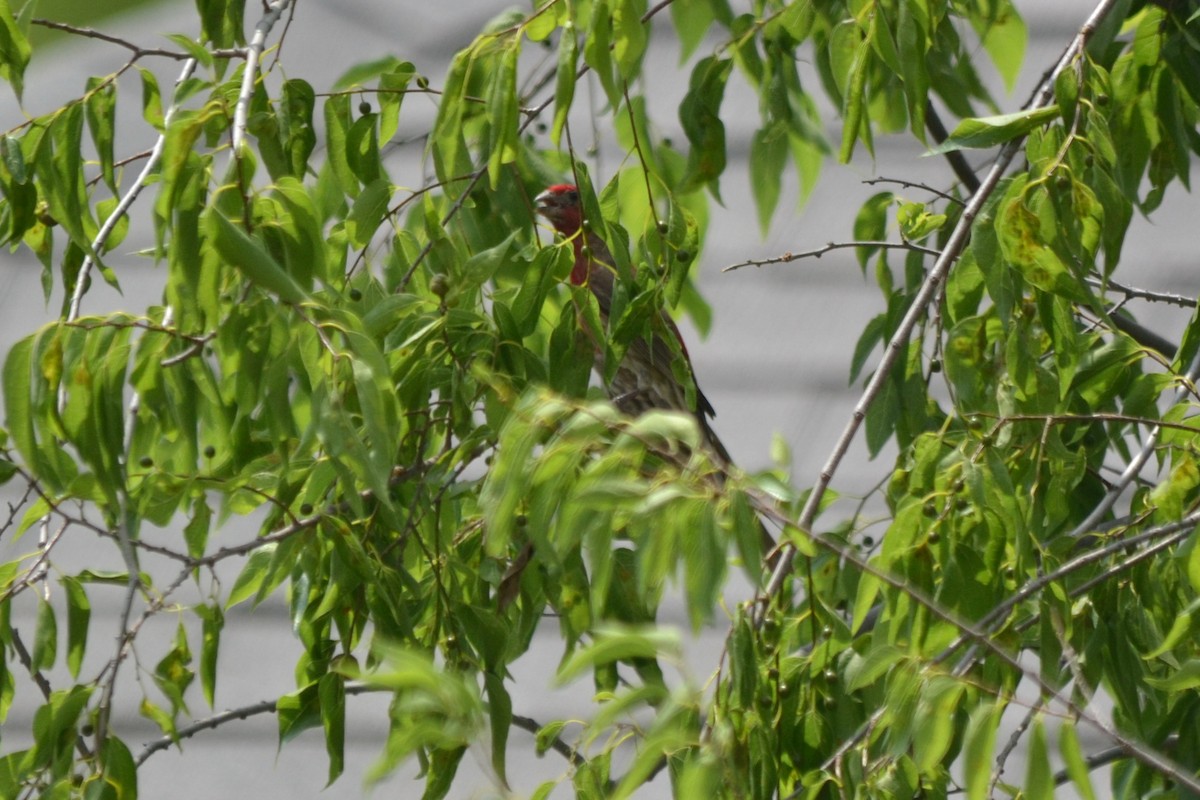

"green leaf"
[429, 47, 471, 188]
[61, 576, 90, 679]
[3, 335, 36, 475]
[555, 625, 681, 684]
[996, 182, 1090, 303]
[154, 623, 194, 714]
[486, 38, 520, 187]
[197, 604, 222, 708]
[344, 177, 391, 250]
[196, 0, 245, 48]
[483, 671, 511, 785]
[323, 93, 357, 195]
[280, 78, 317, 178]
[1025, 716, 1052, 800]
[164, 33, 214, 67]
[1055, 67, 1078, 127]
[964, 701, 1001, 800]
[85, 77, 117, 192]
[551, 24, 578, 145]
[845, 642, 904, 691]
[183, 497, 211, 560]
[319, 672, 345, 785]
[32, 597, 56, 671]
[377, 61, 415, 144]
[277, 682, 321, 745]
[140, 697, 178, 742]
[584, 0, 619, 106]
[1144, 659, 1200, 691]
[1058, 719, 1097, 800]
[205, 210, 309, 303]
[226, 544, 278, 608]
[749, 122, 787, 234]
[333, 55, 407, 90]
[99, 734, 138, 799]
[913, 676, 965, 771]
[678, 56, 732, 195]
[837, 15, 873, 163]
[974, 0, 1027, 92]
[0, 0, 31, 101]
[612, 0, 648, 79]
[926, 106, 1060, 154]
[1142, 597, 1200, 660]
[345, 112, 382, 186]
[672, 0, 719, 60]
[463, 230, 517, 288]
[137, 66, 164, 130]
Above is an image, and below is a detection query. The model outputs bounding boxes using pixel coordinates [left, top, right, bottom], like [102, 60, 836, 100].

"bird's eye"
[567, 190, 578, 202]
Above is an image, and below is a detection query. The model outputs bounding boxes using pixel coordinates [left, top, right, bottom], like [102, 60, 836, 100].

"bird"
[519, 182, 780, 595]
[534, 183, 735, 465]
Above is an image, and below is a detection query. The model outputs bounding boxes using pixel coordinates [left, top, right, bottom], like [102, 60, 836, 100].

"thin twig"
[135, 684, 383, 766]
[722, 240, 942, 273]
[862, 176, 965, 206]
[1094, 276, 1198, 308]
[31, 18, 244, 60]
[989, 701, 1042, 796]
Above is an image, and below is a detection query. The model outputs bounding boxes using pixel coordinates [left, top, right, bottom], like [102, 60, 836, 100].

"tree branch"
[231, 0, 293, 154]
[722, 240, 942, 273]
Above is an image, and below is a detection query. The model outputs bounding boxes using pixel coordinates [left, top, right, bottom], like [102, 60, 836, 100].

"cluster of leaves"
[0, 0, 1199, 798]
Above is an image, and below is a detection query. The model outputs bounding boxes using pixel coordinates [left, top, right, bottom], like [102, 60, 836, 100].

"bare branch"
[31, 18, 244, 60]
[1095, 276, 1198, 308]
[863, 176, 966, 206]
[722, 240, 942, 273]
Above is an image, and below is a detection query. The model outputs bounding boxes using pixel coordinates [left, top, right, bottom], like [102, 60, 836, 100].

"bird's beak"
[534, 190, 553, 216]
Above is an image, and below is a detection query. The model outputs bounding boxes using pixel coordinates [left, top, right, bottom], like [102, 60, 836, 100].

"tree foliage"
[1, 0, 1200, 798]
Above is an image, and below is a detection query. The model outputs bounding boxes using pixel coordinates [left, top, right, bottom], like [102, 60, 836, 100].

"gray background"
[2, 1, 1195, 797]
